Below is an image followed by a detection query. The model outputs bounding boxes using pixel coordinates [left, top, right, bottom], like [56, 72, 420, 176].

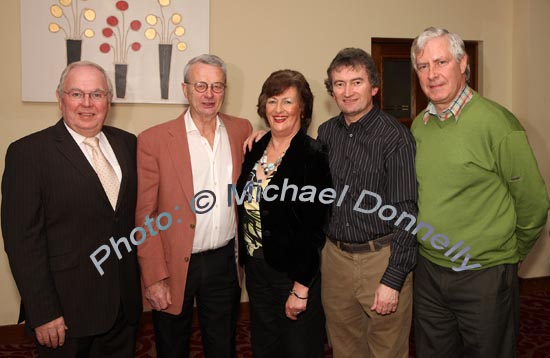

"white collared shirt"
[185, 111, 235, 253]
[64, 121, 122, 182]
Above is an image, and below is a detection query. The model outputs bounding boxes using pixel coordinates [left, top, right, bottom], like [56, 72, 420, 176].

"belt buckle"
[330, 237, 346, 252]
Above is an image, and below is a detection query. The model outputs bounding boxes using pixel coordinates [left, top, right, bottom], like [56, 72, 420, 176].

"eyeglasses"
[63, 89, 109, 101]
[185, 82, 226, 93]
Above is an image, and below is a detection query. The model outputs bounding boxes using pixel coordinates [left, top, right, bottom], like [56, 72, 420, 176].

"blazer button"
[190, 223, 195, 229]
[261, 210, 269, 216]
[184, 257, 190, 262]
[263, 230, 271, 237]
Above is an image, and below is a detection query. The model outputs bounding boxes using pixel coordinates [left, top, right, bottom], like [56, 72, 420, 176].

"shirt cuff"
[380, 266, 408, 292]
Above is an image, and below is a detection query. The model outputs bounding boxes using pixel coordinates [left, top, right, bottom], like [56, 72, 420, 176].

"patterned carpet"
[518, 291, 550, 357]
[129, 290, 550, 357]
[2, 291, 550, 357]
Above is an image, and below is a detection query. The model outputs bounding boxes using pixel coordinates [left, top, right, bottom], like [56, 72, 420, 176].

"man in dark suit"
[1, 61, 142, 357]
[136, 54, 251, 358]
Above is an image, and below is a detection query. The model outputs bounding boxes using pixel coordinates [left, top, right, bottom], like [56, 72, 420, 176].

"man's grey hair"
[56, 61, 113, 100]
[411, 27, 470, 81]
[183, 54, 227, 83]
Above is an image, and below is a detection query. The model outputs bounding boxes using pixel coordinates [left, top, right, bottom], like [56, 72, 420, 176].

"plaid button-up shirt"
[422, 85, 473, 124]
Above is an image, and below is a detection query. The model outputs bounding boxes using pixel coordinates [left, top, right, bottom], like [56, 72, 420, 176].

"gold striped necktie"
[83, 137, 120, 210]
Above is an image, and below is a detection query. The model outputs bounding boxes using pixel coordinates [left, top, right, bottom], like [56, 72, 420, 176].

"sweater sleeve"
[495, 130, 549, 259]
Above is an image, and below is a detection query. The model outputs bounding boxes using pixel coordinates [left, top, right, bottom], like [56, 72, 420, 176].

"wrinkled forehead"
[63, 66, 109, 90]
[417, 36, 452, 59]
[331, 63, 369, 80]
[188, 62, 226, 82]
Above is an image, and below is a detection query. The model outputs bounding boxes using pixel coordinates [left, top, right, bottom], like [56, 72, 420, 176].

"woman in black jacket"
[236, 69, 332, 358]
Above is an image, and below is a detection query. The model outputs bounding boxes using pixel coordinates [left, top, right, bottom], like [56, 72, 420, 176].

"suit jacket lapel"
[104, 127, 129, 212]
[52, 119, 112, 208]
[168, 113, 195, 204]
[220, 113, 242, 184]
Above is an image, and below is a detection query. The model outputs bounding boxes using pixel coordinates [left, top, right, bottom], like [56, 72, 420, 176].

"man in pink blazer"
[136, 54, 252, 358]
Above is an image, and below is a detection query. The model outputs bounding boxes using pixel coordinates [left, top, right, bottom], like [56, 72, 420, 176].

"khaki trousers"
[321, 240, 412, 358]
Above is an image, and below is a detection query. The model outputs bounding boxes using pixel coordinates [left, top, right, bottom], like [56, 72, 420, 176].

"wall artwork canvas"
[21, 0, 209, 103]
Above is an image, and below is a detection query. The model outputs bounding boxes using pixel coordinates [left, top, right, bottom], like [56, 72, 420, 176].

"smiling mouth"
[343, 98, 358, 104]
[429, 83, 444, 89]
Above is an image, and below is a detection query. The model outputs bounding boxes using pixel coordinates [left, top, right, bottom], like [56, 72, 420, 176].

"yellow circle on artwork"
[145, 28, 157, 40]
[84, 9, 96, 21]
[171, 13, 182, 25]
[84, 29, 94, 38]
[50, 5, 63, 18]
[49, 23, 60, 33]
[174, 26, 185, 37]
[146, 14, 157, 25]
[177, 42, 187, 51]
[59, 0, 72, 6]
[159, 0, 170, 6]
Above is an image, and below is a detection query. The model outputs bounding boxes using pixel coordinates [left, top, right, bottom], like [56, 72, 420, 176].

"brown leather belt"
[328, 233, 392, 253]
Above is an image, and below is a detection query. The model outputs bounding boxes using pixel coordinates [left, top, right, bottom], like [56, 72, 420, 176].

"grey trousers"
[413, 255, 519, 358]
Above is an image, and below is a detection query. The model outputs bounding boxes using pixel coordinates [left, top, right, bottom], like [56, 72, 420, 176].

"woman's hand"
[285, 282, 309, 320]
[242, 130, 267, 152]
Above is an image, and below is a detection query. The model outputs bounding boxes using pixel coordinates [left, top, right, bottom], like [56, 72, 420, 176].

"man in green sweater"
[410, 27, 549, 357]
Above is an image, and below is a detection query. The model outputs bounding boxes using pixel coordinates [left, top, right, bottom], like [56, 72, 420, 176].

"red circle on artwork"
[107, 16, 119, 26]
[99, 43, 111, 53]
[130, 20, 142, 31]
[116, 1, 129, 11]
[131, 42, 141, 51]
[102, 28, 113, 37]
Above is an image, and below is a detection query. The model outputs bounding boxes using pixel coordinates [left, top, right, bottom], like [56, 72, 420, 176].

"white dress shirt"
[64, 122, 122, 182]
[185, 111, 235, 253]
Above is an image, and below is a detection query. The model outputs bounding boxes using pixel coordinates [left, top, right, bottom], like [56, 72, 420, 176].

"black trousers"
[245, 257, 325, 358]
[152, 241, 241, 358]
[35, 303, 137, 358]
[414, 255, 519, 358]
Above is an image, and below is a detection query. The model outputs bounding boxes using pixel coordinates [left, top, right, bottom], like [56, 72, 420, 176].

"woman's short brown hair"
[257, 69, 314, 130]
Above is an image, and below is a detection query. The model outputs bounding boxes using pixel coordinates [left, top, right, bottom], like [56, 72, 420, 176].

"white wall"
[512, 0, 550, 278]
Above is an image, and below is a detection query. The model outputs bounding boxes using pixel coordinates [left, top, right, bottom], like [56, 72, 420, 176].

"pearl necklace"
[260, 148, 286, 175]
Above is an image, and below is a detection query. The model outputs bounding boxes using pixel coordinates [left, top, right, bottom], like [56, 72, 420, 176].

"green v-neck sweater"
[411, 92, 549, 270]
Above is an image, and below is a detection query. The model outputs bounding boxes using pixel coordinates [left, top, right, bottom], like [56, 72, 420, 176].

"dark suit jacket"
[136, 111, 252, 315]
[1, 119, 142, 337]
[237, 129, 332, 287]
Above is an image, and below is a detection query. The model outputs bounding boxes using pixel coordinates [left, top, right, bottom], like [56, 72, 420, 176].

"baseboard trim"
[0, 322, 28, 345]
[519, 276, 550, 295]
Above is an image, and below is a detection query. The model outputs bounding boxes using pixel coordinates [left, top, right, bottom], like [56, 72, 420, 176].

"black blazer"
[1, 119, 142, 337]
[237, 129, 332, 287]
